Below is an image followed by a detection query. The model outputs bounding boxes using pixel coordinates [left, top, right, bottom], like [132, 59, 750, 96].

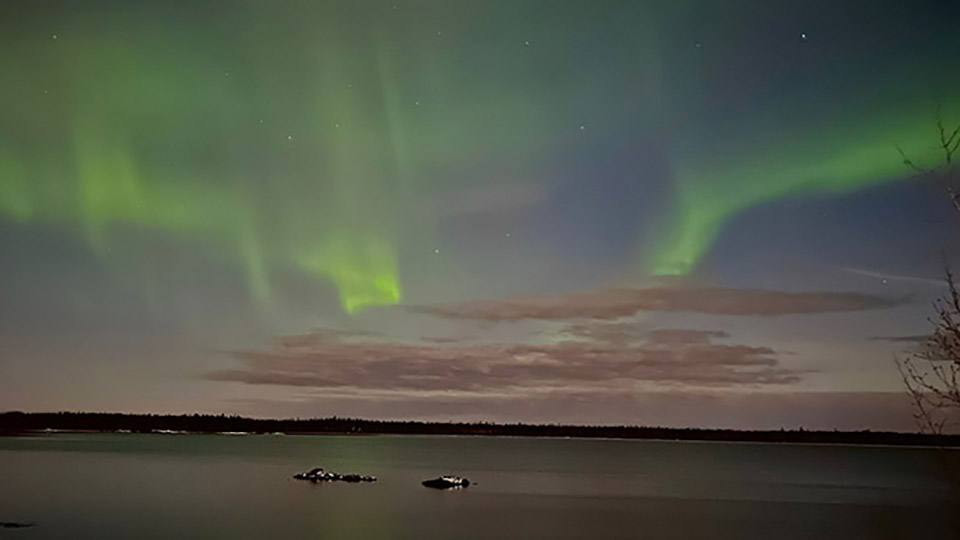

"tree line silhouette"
[2, 411, 958, 446]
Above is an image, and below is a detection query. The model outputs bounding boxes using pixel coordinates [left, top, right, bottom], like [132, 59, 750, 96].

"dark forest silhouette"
[2, 411, 958, 447]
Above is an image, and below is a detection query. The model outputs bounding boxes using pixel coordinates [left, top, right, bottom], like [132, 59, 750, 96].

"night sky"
[2, 0, 959, 429]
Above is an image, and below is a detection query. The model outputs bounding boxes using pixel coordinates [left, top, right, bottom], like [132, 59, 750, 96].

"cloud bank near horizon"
[412, 286, 904, 321]
[207, 321, 807, 402]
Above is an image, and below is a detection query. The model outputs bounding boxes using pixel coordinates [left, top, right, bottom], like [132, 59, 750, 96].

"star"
[579, 125, 585, 131]
[801, 33, 808, 40]
[695, 42, 702, 48]
[414, 100, 420, 106]
[51, 34, 58, 40]
[334, 123, 340, 128]
[524, 40, 530, 46]
[433, 248, 440, 255]
[287, 135, 293, 140]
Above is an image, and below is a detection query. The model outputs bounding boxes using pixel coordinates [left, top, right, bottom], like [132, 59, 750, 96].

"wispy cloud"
[869, 334, 931, 343]
[412, 286, 903, 321]
[206, 323, 808, 398]
[842, 267, 946, 287]
[432, 183, 546, 218]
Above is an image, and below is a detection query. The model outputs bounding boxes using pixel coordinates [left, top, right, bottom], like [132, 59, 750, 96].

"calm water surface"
[1, 434, 958, 539]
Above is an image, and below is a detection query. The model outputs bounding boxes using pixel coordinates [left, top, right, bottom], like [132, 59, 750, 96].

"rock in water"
[292, 467, 376, 483]
[1, 522, 37, 529]
[421, 475, 470, 489]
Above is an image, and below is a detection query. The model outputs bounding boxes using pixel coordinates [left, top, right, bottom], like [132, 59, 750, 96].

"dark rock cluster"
[293, 467, 376, 483]
[292, 467, 472, 489]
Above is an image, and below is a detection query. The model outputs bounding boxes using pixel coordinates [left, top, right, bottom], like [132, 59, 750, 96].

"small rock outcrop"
[421, 475, 470, 489]
[293, 467, 376, 483]
[0, 522, 37, 529]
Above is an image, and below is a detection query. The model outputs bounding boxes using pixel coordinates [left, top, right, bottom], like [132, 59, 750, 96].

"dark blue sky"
[1, 0, 958, 428]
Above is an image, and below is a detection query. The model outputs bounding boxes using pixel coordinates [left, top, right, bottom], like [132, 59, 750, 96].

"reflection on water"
[0, 434, 958, 539]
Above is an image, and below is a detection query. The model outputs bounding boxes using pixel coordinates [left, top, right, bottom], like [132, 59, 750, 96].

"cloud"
[412, 286, 903, 321]
[560, 320, 655, 345]
[843, 267, 946, 287]
[272, 327, 377, 349]
[419, 336, 474, 344]
[432, 183, 546, 218]
[205, 324, 807, 397]
[869, 334, 931, 343]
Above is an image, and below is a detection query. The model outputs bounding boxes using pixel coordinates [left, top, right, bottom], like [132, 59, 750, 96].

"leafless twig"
[898, 111, 960, 438]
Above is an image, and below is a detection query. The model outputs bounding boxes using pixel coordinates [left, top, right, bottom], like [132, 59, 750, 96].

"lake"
[1, 434, 957, 539]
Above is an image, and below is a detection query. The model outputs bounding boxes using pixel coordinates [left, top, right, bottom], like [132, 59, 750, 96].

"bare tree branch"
[897, 112, 960, 440]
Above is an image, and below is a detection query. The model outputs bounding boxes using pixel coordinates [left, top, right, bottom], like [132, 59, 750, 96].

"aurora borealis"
[2, 0, 959, 429]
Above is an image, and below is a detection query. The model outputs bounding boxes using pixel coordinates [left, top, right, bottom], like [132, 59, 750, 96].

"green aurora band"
[651, 105, 955, 276]
[1, 1, 957, 312]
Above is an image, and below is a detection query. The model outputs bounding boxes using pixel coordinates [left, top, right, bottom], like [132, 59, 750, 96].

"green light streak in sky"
[0, 12, 422, 313]
[1, 1, 958, 312]
[651, 104, 956, 276]
[297, 233, 402, 314]
[0, 148, 31, 222]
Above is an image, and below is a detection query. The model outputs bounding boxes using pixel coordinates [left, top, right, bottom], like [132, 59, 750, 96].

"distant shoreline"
[2, 411, 958, 447]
